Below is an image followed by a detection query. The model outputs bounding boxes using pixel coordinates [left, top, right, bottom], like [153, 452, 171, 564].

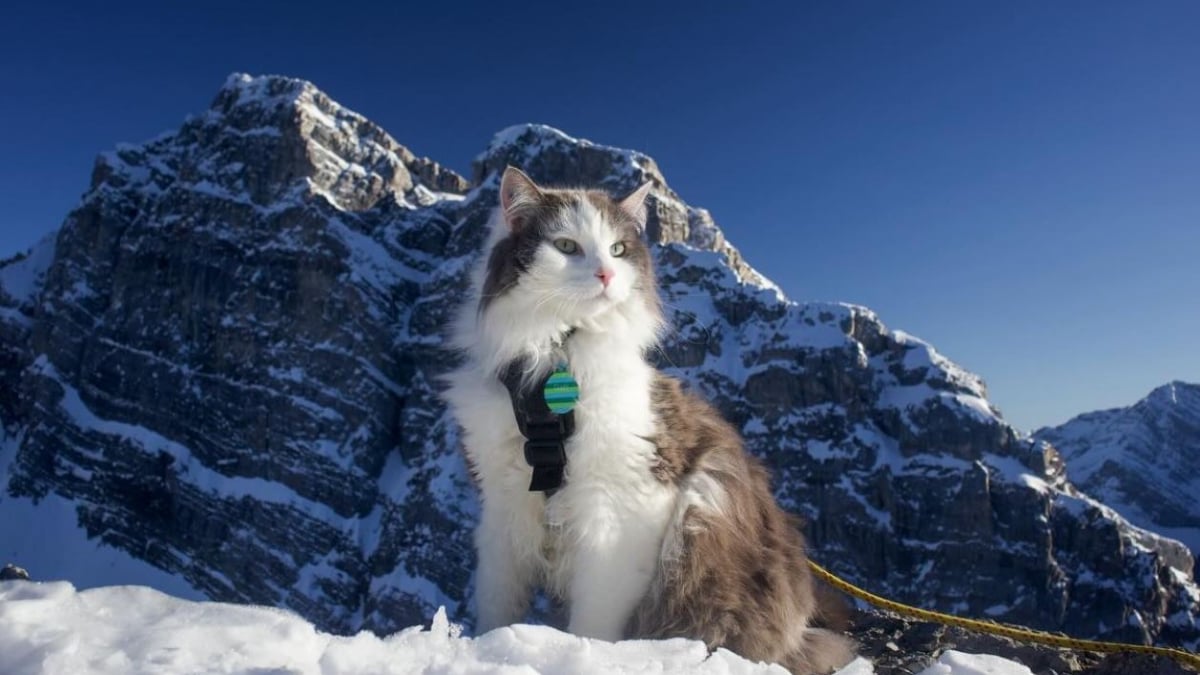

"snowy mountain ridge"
[0, 74, 1196, 654]
[1034, 381, 1200, 558]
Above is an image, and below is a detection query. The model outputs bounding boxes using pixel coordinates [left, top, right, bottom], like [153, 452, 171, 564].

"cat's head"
[477, 166, 662, 337]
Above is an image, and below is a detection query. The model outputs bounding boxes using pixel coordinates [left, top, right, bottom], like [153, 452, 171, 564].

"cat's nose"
[596, 268, 615, 287]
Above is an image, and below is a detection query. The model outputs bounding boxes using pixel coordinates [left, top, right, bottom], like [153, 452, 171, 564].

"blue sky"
[2, 1, 1197, 431]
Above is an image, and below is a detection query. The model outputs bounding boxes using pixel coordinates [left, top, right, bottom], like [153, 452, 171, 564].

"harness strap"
[499, 360, 575, 493]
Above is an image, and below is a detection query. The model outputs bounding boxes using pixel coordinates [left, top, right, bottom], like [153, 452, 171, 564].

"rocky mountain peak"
[212, 71, 314, 115]
[1035, 381, 1200, 558]
[1142, 381, 1200, 418]
[92, 72, 468, 219]
[1, 74, 1197, 648]
[474, 123, 665, 194]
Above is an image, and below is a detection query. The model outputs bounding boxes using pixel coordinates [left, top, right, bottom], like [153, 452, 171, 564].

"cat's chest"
[563, 347, 656, 436]
[543, 350, 660, 501]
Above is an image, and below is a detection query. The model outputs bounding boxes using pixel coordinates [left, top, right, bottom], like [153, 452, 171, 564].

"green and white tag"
[543, 364, 580, 414]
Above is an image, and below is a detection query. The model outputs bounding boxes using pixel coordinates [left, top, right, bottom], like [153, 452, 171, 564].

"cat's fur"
[442, 167, 856, 674]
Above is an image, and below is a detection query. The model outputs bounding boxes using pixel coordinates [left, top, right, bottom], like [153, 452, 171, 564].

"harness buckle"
[523, 437, 567, 468]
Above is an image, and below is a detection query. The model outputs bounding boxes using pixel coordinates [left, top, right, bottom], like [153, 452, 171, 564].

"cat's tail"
[783, 627, 858, 675]
[809, 575, 852, 632]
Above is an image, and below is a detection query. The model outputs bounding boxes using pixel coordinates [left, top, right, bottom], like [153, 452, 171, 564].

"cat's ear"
[500, 166, 543, 232]
[617, 181, 654, 233]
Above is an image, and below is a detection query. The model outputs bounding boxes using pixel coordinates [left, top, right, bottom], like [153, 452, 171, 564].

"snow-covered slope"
[0, 579, 1033, 675]
[1035, 382, 1200, 556]
[1, 428, 199, 599]
[0, 234, 54, 309]
[0, 234, 55, 425]
[0, 74, 1196, 651]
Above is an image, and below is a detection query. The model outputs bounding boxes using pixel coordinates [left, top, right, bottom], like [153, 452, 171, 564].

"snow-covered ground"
[0, 580, 1035, 675]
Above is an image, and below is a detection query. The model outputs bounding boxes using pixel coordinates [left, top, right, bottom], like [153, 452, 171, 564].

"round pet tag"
[543, 365, 580, 414]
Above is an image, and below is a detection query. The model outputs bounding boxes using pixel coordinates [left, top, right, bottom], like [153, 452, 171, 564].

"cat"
[442, 166, 857, 674]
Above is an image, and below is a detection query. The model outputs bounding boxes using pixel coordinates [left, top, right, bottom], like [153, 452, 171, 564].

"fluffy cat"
[442, 166, 856, 674]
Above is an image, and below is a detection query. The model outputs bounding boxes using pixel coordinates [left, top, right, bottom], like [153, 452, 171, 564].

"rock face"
[1034, 382, 1200, 559]
[851, 609, 1198, 675]
[0, 564, 30, 581]
[0, 74, 1196, 650]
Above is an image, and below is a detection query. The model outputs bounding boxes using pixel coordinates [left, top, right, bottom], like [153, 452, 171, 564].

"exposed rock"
[850, 609, 1197, 675]
[0, 564, 30, 581]
[0, 74, 1195, 656]
[1035, 381, 1200, 559]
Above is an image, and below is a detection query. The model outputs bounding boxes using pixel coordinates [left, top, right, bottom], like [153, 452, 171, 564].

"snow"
[982, 604, 1011, 617]
[0, 491, 202, 602]
[0, 233, 56, 306]
[1147, 523, 1200, 557]
[0, 431, 200, 600]
[481, 124, 646, 181]
[890, 331, 989, 400]
[29, 356, 349, 521]
[915, 651, 1033, 675]
[980, 454, 1049, 494]
[1034, 381, 1200, 557]
[0, 581, 778, 674]
[0, 580, 1040, 675]
[220, 72, 311, 109]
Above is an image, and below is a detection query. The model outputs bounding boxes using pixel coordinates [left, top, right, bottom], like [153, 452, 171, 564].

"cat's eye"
[552, 239, 580, 254]
[610, 242, 627, 257]
[553, 238, 580, 255]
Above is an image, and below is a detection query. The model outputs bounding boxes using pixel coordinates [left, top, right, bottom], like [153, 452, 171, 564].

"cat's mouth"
[575, 286, 617, 314]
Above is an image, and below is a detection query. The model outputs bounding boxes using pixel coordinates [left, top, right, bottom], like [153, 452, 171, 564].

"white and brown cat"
[443, 167, 856, 674]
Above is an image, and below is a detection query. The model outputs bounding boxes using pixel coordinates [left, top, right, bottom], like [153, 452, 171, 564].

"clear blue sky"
[2, 1, 1197, 432]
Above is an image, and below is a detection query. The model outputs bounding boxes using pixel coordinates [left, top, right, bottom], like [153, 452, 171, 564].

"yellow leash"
[807, 559, 1200, 671]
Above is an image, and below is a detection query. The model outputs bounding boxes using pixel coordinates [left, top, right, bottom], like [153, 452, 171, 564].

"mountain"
[0, 73, 1196, 649]
[1034, 382, 1200, 558]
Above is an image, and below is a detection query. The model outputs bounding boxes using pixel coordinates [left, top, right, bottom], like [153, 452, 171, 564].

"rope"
[807, 559, 1200, 671]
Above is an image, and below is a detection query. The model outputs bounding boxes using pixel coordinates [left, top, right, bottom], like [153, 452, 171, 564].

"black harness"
[499, 360, 575, 493]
